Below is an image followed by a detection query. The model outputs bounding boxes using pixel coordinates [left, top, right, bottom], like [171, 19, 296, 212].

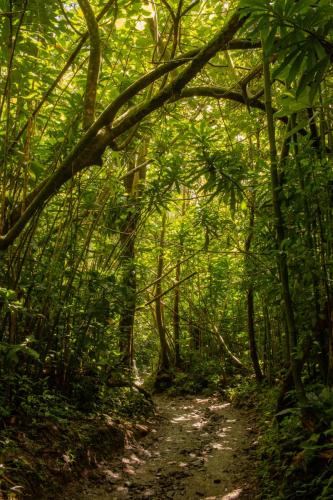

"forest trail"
[65, 394, 258, 500]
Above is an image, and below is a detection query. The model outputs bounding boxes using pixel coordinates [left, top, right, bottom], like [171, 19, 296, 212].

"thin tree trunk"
[263, 304, 272, 382]
[118, 229, 136, 368]
[262, 50, 306, 402]
[155, 212, 171, 372]
[173, 258, 181, 367]
[247, 286, 263, 382]
[173, 188, 186, 368]
[245, 194, 263, 382]
[291, 115, 329, 381]
[118, 149, 147, 368]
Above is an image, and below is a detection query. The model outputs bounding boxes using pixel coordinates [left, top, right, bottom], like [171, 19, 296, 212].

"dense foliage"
[0, 0, 333, 497]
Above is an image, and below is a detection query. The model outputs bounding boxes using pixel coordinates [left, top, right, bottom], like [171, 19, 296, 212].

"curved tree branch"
[16, 42, 260, 217]
[0, 12, 252, 250]
[81, 38, 261, 143]
[178, 86, 267, 113]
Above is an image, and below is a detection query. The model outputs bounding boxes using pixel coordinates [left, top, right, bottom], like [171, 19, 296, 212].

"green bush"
[168, 356, 225, 395]
[234, 380, 333, 500]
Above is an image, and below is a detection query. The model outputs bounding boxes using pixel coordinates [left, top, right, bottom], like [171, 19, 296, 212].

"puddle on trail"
[64, 395, 258, 500]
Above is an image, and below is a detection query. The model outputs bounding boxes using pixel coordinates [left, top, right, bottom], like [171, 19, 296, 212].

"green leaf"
[272, 48, 300, 80]
[275, 408, 296, 417]
[286, 52, 305, 85]
[275, 89, 311, 116]
[296, 57, 329, 101]
[264, 24, 278, 56]
[284, 119, 309, 139]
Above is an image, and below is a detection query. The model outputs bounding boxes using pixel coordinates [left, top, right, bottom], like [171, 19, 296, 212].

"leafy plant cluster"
[166, 356, 225, 396]
[0, 369, 152, 497]
[230, 380, 333, 499]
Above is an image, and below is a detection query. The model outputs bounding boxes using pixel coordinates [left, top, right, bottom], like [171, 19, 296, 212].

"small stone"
[142, 488, 155, 497]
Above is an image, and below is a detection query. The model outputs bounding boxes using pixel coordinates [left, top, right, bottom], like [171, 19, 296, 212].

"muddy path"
[65, 394, 259, 500]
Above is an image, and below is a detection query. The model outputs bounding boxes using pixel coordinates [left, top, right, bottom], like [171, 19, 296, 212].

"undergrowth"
[161, 356, 226, 395]
[228, 379, 333, 499]
[0, 371, 154, 499]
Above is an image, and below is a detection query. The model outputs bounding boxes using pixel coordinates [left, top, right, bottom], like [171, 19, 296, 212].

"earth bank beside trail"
[63, 394, 259, 500]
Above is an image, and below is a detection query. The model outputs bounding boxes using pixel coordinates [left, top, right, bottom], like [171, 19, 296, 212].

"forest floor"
[62, 394, 259, 500]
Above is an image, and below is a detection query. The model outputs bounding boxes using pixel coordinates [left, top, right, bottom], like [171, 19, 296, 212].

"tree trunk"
[262, 53, 306, 402]
[155, 212, 172, 372]
[245, 194, 263, 382]
[247, 286, 263, 382]
[118, 230, 136, 368]
[118, 150, 147, 369]
[173, 188, 186, 368]
[173, 258, 181, 368]
[291, 114, 329, 380]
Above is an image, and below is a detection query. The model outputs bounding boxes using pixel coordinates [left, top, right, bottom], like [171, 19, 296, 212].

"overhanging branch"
[0, 12, 252, 250]
[177, 86, 267, 113]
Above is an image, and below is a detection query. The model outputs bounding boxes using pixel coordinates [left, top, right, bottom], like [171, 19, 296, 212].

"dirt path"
[67, 395, 258, 500]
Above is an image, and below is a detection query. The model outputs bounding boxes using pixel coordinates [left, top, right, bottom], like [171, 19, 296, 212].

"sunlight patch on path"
[64, 394, 258, 499]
